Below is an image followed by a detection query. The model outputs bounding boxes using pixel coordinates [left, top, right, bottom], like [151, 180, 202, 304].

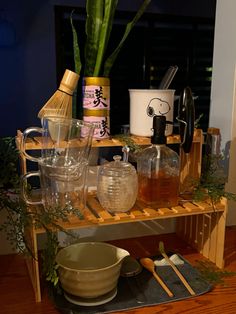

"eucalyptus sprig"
[41, 231, 60, 289]
[0, 137, 19, 190]
[0, 137, 81, 288]
[195, 260, 236, 286]
[193, 153, 236, 206]
[113, 134, 142, 154]
[194, 113, 204, 129]
[0, 190, 82, 257]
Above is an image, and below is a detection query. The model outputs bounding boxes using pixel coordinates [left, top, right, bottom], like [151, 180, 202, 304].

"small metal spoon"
[121, 256, 147, 304]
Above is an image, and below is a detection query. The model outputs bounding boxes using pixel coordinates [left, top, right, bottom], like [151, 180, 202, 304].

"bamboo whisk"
[38, 69, 79, 119]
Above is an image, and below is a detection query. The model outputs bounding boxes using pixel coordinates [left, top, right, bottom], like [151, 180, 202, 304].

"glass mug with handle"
[21, 156, 88, 214]
[20, 117, 95, 166]
[20, 117, 95, 213]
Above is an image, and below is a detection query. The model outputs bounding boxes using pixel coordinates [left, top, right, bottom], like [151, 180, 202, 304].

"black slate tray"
[51, 254, 212, 314]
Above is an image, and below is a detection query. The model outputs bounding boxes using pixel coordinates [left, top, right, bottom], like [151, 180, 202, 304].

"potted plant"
[70, 0, 151, 138]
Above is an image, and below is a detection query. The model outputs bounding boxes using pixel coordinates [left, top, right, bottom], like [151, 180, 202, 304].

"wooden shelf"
[16, 129, 203, 150]
[15, 129, 228, 303]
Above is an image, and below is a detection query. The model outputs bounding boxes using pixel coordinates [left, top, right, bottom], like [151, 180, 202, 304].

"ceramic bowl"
[55, 242, 129, 298]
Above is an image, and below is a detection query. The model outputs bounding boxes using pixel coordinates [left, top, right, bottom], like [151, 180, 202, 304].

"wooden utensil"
[159, 242, 196, 296]
[140, 257, 174, 297]
[38, 69, 79, 119]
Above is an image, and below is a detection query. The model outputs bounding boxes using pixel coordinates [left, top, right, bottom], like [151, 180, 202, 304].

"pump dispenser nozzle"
[151, 115, 167, 145]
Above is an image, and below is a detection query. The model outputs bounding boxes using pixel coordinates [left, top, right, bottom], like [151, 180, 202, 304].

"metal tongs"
[176, 86, 195, 153]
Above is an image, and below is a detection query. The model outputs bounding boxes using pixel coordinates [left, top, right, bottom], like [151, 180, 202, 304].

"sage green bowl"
[55, 242, 130, 298]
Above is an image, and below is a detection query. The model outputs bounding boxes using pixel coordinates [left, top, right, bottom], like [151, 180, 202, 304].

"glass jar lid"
[100, 155, 136, 177]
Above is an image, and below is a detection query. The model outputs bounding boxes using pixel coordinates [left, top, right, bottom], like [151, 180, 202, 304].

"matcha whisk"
[38, 69, 79, 119]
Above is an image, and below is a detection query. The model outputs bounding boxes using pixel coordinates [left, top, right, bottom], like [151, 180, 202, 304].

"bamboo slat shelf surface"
[34, 196, 226, 234]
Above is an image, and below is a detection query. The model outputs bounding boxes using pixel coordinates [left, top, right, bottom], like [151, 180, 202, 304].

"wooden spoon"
[140, 257, 174, 297]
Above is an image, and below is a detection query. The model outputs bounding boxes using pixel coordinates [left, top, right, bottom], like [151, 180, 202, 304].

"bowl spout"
[117, 247, 130, 262]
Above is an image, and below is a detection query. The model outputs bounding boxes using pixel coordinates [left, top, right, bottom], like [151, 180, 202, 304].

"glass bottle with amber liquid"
[137, 115, 180, 208]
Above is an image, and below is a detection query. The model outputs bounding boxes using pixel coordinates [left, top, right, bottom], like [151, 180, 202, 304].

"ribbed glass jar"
[97, 155, 138, 213]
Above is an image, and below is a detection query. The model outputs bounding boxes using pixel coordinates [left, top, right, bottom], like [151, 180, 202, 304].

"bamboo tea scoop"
[159, 242, 196, 296]
[140, 257, 174, 297]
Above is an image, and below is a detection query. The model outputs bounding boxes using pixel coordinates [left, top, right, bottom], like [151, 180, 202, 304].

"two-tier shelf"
[15, 129, 227, 302]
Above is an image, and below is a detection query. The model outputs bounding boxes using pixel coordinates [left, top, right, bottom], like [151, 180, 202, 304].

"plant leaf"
[103, 0, 151, 77]
[84, 0, 104, 76]
[70, 10, 82, 75]
[93, 0, 118, 76]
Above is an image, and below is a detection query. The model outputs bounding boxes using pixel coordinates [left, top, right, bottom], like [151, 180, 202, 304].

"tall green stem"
[84, 0, 104, 76]
[93, 0, 118, 76]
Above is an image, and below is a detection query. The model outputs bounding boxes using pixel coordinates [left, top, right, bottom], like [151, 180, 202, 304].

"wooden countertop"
[1, 227, 236, 314]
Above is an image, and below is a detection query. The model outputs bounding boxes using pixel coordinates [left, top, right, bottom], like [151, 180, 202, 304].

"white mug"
[129, 89, 175, 137]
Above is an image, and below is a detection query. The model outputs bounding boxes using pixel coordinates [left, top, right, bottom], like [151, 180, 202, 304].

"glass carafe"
[137, 115, 180, 208]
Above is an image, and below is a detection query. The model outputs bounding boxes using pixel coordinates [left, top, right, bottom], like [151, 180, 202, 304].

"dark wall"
[0, 0, 216, 136]
[0, 0, 56, 136]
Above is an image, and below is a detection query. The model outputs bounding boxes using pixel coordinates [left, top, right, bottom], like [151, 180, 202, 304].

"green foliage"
[71, 0, 151, 77]
[103, 0, 151, 77]
[194, 113, 204, 129]
[70, 10, 82, 75]
[0, 137, 81, 288]
[195, 260, 236, 286]
[113, 134, 142, 154]
[88, 0, 117, 76]
[41, 232, 60, 288]
[0, 137, 19, 190]
[193, 153, 236, 206]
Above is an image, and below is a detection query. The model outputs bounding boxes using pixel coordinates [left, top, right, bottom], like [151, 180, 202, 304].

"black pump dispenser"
[137, 114, 180, 208]
[151, 115, 167, 145]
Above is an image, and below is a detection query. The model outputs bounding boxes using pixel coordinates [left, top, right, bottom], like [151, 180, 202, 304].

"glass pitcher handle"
[21, 171, 42, 205]
[21, 127, 43, 162]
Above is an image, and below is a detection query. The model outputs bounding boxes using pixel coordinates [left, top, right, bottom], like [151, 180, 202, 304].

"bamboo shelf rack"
[15, 129, 227, 302]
